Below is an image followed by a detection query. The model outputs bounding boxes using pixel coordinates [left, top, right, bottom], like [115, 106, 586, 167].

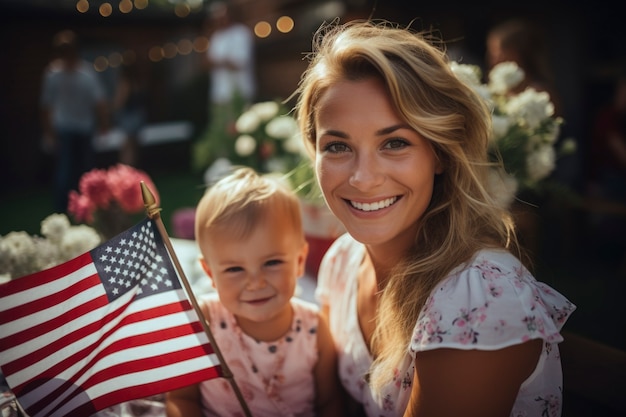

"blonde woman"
[294, 20, 575, 417]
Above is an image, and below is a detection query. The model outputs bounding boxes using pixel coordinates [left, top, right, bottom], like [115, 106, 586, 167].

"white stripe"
[7, 289, 185, 386]
[0, 280, 107, 366]
[0, 262, 97, 313]
[49, 354, 220, 417]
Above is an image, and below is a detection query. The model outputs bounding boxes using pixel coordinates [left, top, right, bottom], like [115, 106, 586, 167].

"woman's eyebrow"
[321, 124, 411, 138]
[376, 124, 411, 135]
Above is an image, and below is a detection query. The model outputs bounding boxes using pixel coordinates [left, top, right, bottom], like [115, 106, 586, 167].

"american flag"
[0, 218, 222, 417]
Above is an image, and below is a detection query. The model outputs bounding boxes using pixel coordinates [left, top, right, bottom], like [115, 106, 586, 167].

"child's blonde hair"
[195, 166, 305, 243]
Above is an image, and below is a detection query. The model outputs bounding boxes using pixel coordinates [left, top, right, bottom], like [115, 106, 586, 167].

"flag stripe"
[0, 253, 94, 302]
[0, 218, 222, 417]
[0, 261, 100, 329]
[7, 292, 197, 389]
[56, 358, 222, 417]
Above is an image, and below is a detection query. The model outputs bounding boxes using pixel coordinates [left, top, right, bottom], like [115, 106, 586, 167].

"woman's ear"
[199, 257, 217, 288]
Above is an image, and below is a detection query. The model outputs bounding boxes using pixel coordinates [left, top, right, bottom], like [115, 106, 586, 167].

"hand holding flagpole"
[141, 181, 252, 417]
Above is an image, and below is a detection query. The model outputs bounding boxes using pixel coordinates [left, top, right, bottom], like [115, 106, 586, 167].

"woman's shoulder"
[410, 248, 576, 352]
[315, 233, 363, 302]
[324, 233, 363, 259]
[319, 233, 364, 276]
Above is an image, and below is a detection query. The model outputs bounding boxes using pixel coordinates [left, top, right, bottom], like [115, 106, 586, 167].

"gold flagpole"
[141, 181, 253, 417]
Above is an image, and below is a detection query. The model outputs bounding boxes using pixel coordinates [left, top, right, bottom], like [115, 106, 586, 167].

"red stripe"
[9, 299, 202, 391]
[81, 368, 223, 417]
[0, 253, 93, 298]
[0, 292, 108, 353]
[7, 300, 180, 391]
[83, 344, 220, 389]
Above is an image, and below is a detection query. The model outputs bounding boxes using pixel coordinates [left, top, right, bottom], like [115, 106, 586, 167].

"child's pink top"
[198, 293, 320, 417]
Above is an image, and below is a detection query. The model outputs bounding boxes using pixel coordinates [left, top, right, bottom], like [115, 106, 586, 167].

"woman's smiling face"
[314, 76, 442, 254]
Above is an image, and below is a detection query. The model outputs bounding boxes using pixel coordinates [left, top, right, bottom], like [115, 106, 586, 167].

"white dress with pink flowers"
[316, 233, 576, 417]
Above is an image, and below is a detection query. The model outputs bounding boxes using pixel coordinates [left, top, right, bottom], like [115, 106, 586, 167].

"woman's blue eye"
[384, 138, 409, 149]
[324, 142, 350, 153]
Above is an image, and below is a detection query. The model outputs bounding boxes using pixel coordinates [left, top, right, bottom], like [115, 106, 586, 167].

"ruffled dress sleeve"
[411, 249, 576, 352]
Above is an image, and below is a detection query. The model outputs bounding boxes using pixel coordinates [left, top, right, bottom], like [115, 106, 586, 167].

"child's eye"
[265, 259, 284, 267]
[224, 266, 243, 273]
[323, 141, 350, 153]
[383, 138, 409, 149]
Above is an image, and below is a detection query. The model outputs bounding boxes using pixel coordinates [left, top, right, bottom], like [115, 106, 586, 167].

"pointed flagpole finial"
[141, 181, 162, 219]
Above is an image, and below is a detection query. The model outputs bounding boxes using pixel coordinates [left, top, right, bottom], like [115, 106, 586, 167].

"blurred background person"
[192, 0, 256, 172]
[486, 17, 562, 116]
[112, 59, 148, 167]
[40, 29, 109, 213]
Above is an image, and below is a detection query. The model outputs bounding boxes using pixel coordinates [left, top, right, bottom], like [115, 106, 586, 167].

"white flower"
[504, 88, 554, 130]
[40, 213, 71, 243]
[283, 131, 305, 155]
[60, 225, 101, 261]
[265, 115, 298, 140]
[450, 61, 482, 88]
[250, 101, 280, 121]
[488, 61, 525, 95]
[491, 114, 512, 140]
[235, 110, 261, 134]
[449, 60, 573, 206]
[526, 145, 556, 182]
[235, 134, 257, 156]
[488, 168, 519, 209]
[0, 214, 101, 280]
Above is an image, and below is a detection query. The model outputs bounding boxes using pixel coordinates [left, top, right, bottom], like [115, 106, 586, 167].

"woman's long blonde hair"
[293, 20, 524, 391]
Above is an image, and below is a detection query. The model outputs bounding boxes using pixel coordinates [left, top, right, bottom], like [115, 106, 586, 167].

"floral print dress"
[198, 294, 320, 417]
[316, 233, 576, 417]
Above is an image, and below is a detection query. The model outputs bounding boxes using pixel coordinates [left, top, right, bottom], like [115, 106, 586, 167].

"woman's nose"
[349, 152, 384, 190]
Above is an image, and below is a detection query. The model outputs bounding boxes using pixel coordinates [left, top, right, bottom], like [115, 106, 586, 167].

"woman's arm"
[404, 339, 542, 417]
[314, 310, 345, 417]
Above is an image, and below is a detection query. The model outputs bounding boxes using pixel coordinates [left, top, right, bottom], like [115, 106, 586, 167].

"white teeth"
[350, 197, 397, 212]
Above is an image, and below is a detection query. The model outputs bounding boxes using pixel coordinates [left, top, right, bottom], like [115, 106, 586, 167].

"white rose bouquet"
[450, 61, 576, 208]
[0, 213, 101, 282]
[232, 100, 304, 174]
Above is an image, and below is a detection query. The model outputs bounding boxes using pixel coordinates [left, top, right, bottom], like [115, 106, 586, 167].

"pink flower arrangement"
[68, 164, 159, 224]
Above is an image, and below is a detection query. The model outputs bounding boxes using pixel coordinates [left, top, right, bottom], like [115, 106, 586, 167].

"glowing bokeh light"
[76, 0, 89, 13]
[174, 3, 190, 17]
[108, 51, 123, 67]
[134, 0, 148, 9]
[148, 46, 164, 62]
[99, 3, 113, 16]
[177, 38, 193, 55]
[94, 56, 109, 72]
[276, 16, 294, 33]
[163, 42, 178, 59]
[193, 36, 209, 53]
[254, 21, 272, 38]
[119, 0, 133, 13]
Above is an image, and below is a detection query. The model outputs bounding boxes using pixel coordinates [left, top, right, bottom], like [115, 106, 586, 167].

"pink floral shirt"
[316, 233, 576, 417]
[198, 294, 320, 417]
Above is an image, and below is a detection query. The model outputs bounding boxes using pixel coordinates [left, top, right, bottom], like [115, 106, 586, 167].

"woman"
[293, 20, 575, 417]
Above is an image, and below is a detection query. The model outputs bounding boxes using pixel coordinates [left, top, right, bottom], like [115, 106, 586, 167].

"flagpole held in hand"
[141, 181, 253, 417]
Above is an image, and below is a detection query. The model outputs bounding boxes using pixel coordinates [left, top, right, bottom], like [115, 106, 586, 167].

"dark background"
[0, 0, 624, 193]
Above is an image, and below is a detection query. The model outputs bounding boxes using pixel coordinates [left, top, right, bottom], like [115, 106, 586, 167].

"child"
[165, 167, 343, 417]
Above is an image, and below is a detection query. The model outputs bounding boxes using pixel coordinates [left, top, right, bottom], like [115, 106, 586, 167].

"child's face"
[199, 210, 308, 332]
